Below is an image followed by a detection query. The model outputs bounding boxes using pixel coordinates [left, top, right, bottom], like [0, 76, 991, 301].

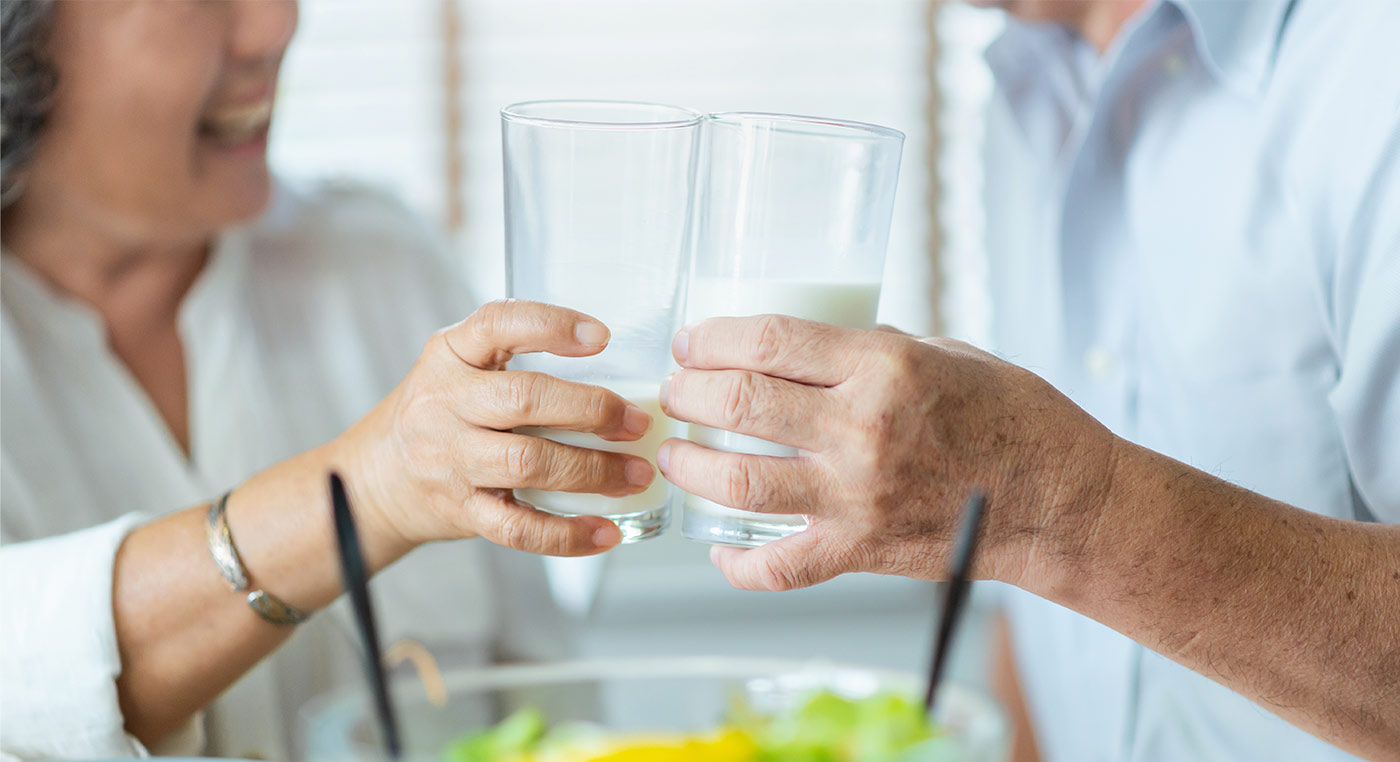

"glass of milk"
[502, 100, 702, 542]
[680, 112, 904, 547]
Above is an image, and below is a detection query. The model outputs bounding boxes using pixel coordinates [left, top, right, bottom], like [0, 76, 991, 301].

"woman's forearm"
[1025, 439, 1400, 761]
[110, 303, 649, 745]
[112, 443, 412, 745]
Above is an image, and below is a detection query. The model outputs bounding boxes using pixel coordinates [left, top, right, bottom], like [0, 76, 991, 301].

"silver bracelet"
[205, 491, 311, 626]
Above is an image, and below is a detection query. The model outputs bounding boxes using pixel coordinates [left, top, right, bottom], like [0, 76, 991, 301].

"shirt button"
[1164, 53, 1186, 77]
[1084, 346, 1116, 379]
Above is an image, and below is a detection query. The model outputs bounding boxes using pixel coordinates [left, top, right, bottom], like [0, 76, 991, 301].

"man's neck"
[1004, 0, 1151, 54]
[1076, 0, 1150, 53]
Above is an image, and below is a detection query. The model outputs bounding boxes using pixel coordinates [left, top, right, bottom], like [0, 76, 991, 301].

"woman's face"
[23, 0, 297, 243]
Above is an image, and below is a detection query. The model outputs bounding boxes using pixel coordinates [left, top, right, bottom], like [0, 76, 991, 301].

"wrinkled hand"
[335, 299, 655, 558]
[657, 315, 1118, 591]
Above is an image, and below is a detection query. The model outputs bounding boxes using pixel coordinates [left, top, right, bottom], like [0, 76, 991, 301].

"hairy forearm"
[1024, 438, 1400, 760]
[113, 443, 412, 745]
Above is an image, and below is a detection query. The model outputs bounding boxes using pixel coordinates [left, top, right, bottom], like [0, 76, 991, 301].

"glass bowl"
[300, 656, 1007, 761]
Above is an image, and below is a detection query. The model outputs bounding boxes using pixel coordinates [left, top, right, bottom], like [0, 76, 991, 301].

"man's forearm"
[1025, 438, 1400, 761]
[663, 318, 1400, 756]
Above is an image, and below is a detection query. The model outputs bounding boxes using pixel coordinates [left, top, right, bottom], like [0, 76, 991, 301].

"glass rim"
[707, 111, 905, 142]
[501, 99, 704, 130]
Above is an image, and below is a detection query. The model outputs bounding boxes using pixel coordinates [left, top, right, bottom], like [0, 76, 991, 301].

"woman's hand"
[656, 315, 1119, 591]
[333, 299, 655, 558]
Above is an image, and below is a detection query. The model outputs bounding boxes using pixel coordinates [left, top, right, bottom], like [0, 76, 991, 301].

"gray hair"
[2, 0, 56, 206]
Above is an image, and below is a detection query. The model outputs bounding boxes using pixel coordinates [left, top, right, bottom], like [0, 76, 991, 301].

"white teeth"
[200, 100, 272, 144]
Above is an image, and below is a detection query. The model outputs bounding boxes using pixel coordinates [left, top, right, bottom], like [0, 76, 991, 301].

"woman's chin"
[192, 130, 276, 225]
[206, 168, 275, 227]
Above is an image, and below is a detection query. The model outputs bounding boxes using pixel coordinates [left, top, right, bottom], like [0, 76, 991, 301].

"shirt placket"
[1053, 11, 1189, 762]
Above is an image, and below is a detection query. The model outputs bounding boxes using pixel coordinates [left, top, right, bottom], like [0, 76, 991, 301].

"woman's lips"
[198, 99, 274, 147]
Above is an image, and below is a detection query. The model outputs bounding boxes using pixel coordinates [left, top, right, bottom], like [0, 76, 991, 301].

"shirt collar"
[1, 251, 108, 346]
[985, 0, 1297, 99]
[1171, 0, 1297, 95]
[1, 229, 249, 349]
[984, 17, 1087, 109]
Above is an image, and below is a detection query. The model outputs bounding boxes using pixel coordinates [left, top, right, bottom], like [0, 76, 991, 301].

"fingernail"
[626, 458, 654, 487]
[659, 373, 675, 410]
[623, 404, 652, 436]
[575, 321, 609, 347]
[656, 442, 671, 474]
[673, 328, 690, 364]
[593, 523, 622, 548]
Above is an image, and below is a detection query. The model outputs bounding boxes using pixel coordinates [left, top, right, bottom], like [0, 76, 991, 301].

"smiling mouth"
[198, 99, 273, 147]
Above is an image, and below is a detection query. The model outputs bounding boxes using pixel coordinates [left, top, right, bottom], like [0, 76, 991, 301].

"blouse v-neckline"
[1, 232, 249, 491]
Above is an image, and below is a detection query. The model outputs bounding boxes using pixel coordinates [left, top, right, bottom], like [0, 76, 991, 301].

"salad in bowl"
[301, 657, 1007, 762]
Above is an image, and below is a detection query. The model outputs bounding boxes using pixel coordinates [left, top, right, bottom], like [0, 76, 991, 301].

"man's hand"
[660, 314, 1400, 759]
[657, 314, 1119, 591]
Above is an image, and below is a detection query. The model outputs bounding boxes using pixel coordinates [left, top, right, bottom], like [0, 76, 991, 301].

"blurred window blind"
[271, 0, 1002, 338]
[270, 0, 448, 221]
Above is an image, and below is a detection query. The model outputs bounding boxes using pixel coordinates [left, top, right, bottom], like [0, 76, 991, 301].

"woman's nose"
[228, 0, 298, 65]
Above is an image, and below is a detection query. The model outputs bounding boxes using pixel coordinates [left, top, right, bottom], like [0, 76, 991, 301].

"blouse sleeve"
[0, 513, 199, 760]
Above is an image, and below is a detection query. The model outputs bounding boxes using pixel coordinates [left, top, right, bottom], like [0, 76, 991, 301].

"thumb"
[709, 528, 842, 591]
[874, 323, 917, 338]
[476, 493, 622, 556]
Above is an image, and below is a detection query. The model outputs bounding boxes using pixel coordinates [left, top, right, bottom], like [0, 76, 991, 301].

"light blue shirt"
[981, 0, 1399, 760]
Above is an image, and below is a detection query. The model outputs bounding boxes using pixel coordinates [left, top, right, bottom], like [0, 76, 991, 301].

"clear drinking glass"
[503, 100, 702, 543]
[681, 112, 905, 547]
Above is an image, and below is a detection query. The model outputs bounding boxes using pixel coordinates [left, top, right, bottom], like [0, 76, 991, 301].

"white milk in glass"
[687, 276, 881, 331]
[515, 384, 669, 518]
[684, 276, 881, 536]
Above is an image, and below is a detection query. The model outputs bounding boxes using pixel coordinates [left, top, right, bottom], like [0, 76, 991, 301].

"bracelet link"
[205, 491, 250, 590]
[247, 590, 311, 626]
[205, 490, 312, 626]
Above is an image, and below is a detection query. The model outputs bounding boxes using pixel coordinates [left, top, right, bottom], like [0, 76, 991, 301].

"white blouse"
[0, 180, 566, 760]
